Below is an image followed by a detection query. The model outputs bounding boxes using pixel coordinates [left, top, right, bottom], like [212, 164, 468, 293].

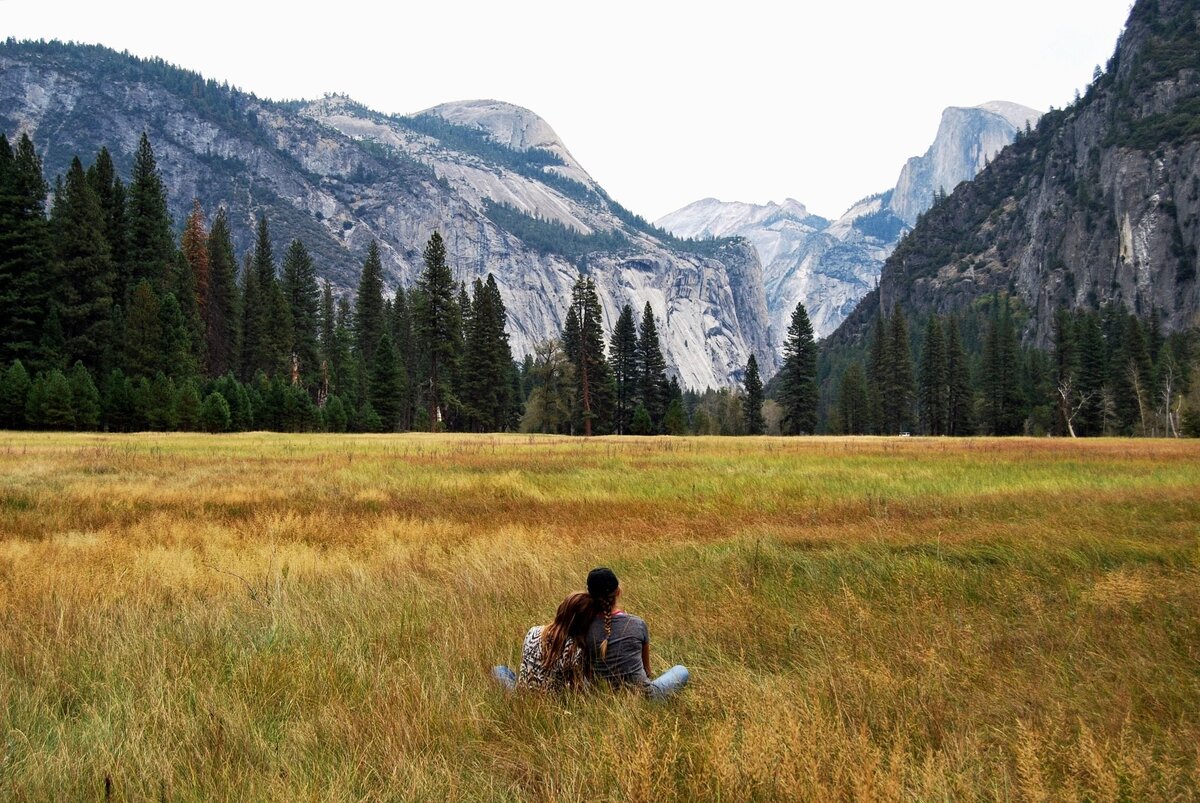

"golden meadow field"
[0, 433, 1198, 801]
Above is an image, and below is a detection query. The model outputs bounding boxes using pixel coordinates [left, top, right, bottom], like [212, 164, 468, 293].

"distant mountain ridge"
[828, 0, 1200, 350]
[658, 101, 1039, 343]
[0, 41, 775, 388]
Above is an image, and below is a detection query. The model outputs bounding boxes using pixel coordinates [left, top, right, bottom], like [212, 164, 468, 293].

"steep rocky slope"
[0, 42, 775, 388]
[829, 0, 1200, 349]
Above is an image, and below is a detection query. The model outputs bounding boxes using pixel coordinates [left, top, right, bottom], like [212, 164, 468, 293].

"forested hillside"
[816, 0, 1200, 436]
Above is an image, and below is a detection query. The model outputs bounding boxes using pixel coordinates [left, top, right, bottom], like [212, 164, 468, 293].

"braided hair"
[586, 567, 621, 663]
[594, 589, 618, 661]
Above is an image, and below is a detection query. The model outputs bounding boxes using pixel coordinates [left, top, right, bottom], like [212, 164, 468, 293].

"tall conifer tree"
[125, 133, 175, 292]
[609, 303, 638, 434]
[205, 208, 239, 378]
[282, 239, 321, 388]
[918, 315, 947, 435]
[636, 302, 669, 430]
[838, 361, 871, 435]
[0, 133, 52, 367]
[944, 315, 973, 436]
[415, 233, 459, 429]
[778, 302, 819, 434]
[50, 156, 114, 373]
[742, 354, 765, 435]
[886, 309, 916, 434]
[86, 147, 127, 302]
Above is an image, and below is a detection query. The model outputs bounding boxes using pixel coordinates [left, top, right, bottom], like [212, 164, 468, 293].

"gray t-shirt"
[585, 612, 649, 687]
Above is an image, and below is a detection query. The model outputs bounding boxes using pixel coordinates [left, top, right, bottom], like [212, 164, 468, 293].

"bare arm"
[642, 640, 651, 677]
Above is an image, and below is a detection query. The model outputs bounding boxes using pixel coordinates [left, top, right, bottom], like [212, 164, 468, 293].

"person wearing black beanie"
[583, 567, 689, 699]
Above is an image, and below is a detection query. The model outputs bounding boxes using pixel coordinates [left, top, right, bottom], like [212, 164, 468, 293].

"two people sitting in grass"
[492, 567, 690, 700]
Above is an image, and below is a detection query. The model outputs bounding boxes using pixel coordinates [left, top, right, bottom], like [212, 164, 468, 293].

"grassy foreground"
[0, 433, 1198, 801]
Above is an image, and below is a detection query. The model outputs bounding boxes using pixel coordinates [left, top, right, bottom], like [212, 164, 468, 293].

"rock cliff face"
[888, 102, 1042, 225]
[0, 43, 775, 388]
[658, 196, 896, 340]
[829, 0, 1200, 349]
[658, 102, 1037, 344]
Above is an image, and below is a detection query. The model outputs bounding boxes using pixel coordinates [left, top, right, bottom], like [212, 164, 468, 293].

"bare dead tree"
[1158, 357, 1183, 438]
[1056, 375, 1094, 438]
[1128, 360, 1150, 437]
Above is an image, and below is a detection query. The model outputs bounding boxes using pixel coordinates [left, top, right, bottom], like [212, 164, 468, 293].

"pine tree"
[743, 354, 765, 435]
[0, 360, 32, 429]
[1076, 311, 1108, 436]
[866, 316, 890, 434]
[563, 275, 613, 436]
[415, 233, 461, 430]
[251, 216, 292, 378]
[101, 369, 135, 432]
[170, 250, 204, 377]
[0, 133, 52, 368]
[981, 298, 1025, 435]
[461, 275, 513, 431]
[282, 239, 321, 388]
[87, 147, 128, 302]
[175, 379, 203, 431]
[662, 398, 688, 435]
[38, 305, 67, 373]
[50, 156, 114, 373]
[886, 309, 916, 434]
[122, 280, 162, 378]
[918, 316, 947, 435]
[354, 240, 388, 380]
[369, 332, 405, 432]
[609, 303, 639, 434]
[1112, 313, 1153, 435]
[200, 391, 232, 432]
[391, 286, 416, 428]
[67, 361, 101, 430]
[636, 302, 669, 430]
[182, 200, 210, 326]
[237, 252, 261, 381]
[146, 372, 178, 430]
[322, 394, 348, 433]
[630, 404, 653, 435]
[125, 133, 175, 292]
[159, 292, 196, 380]
[837, 361, 871, 435]
[778, 302, 818, 434]
[944, 315, 973, 436]
[39, 370, 76, 430]
[204, 207, 240, 378]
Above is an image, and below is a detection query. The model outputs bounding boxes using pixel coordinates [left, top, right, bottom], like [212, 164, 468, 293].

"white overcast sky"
[6, 1, 1133, 221]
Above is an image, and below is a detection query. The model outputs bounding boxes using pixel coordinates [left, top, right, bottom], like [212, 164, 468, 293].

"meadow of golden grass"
[0, 433, 1197, 801]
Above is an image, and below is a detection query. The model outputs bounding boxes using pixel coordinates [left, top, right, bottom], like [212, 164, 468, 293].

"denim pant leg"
[492, 665, 517, 690]
[647, 665, 690, 700]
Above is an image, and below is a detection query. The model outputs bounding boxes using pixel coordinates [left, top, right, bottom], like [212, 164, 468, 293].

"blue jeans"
[647, 665, 690, 700]
[492, 665, 517, 690]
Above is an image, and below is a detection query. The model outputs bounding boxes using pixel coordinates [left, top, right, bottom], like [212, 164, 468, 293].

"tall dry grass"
[0, 433, 1197, 800]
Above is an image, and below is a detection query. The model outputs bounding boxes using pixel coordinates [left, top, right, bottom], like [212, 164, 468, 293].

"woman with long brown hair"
[492, 591, 592, 692]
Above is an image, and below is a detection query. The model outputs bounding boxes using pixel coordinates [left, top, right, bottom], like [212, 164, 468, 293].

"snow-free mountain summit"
[659, 102, 1041, 344]
[0, 42, 775, 388]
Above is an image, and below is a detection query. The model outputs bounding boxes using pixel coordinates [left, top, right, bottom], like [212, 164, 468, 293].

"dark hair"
[540, 591, 592, 672]
[586, 567, 620, 661]
[587, 567, 619, 597]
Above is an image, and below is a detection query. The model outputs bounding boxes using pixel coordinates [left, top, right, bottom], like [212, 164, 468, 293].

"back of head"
[587, 567, 619, 613]
[540, 591, 593, 670]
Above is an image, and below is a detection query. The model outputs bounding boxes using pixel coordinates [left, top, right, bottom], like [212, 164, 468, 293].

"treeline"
[825, 296, 1200, 437]
[519, 277, 683, 435]
[0, 131, 520, 433]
